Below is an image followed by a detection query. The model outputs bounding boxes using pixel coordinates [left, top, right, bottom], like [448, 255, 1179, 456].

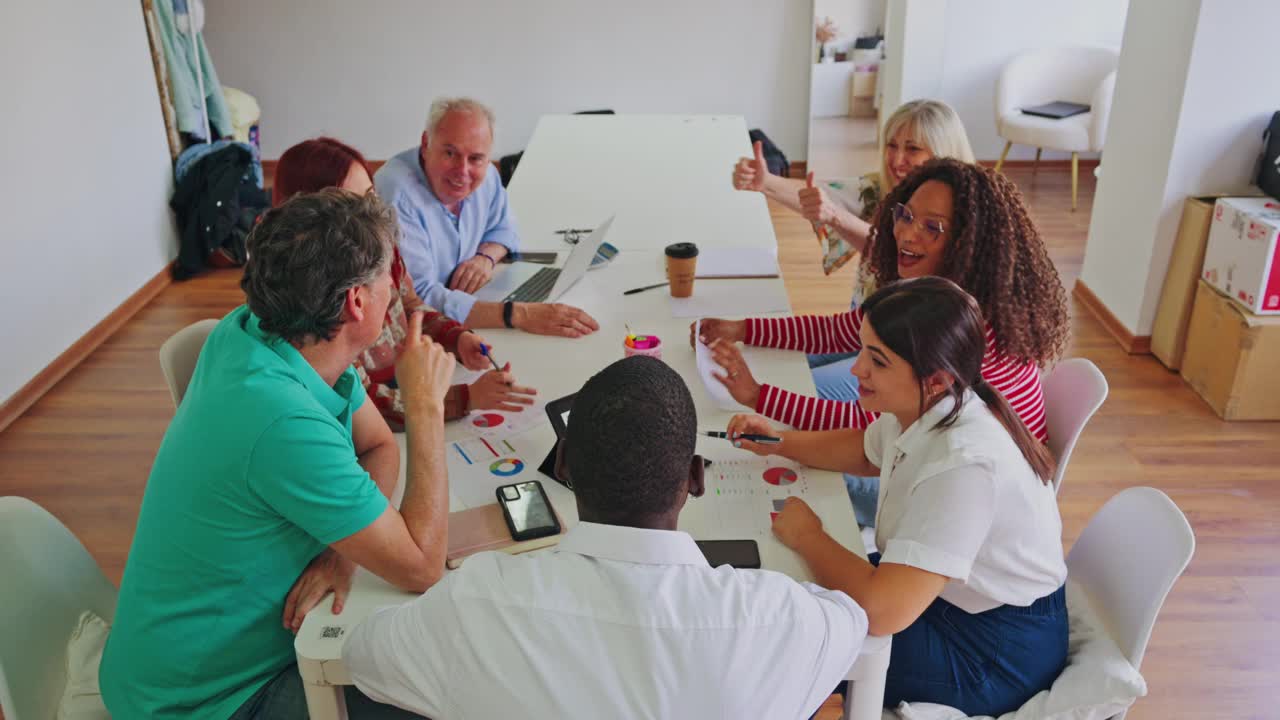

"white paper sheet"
[695, 320, 746, 410]
[668, 280, 790, 318]
[695, 246, 780, 277]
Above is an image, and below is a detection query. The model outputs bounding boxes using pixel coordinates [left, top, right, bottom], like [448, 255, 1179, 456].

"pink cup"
[623, 335, 663, 360]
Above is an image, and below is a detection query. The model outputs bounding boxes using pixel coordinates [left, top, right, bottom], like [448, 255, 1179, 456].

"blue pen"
[479, 343, 502, 373]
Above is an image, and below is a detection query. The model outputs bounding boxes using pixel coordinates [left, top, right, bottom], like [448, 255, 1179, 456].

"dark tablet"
[539, 394, 577, 489]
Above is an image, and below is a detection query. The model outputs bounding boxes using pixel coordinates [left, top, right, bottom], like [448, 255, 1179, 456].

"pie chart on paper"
[472, 413, 505, 429]
[489, 458, 525, 477]
[762, 467, 798, 486]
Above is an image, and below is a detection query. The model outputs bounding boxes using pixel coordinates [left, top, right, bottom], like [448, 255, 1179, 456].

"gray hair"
[425, 97, 496, 138]
[241, 189, 396, 345]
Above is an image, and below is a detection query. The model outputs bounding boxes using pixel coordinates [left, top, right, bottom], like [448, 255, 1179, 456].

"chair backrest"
[1043, 358, 1109, 494]
[1067, 488, 1194, 675]
[0, 497, 117, 720]
[159, 318, 219, 407]
[996, 46, 1119, 133]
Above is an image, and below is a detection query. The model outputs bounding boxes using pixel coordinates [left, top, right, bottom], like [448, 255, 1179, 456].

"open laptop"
[476, 215, 615, 303]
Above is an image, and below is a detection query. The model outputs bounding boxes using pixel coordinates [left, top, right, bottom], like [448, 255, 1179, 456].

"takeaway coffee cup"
[664, 242, 699, 298]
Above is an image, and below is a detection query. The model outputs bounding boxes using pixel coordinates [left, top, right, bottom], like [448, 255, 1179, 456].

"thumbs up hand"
[732, 140, 770, 192]
[798, 171, 836, 229]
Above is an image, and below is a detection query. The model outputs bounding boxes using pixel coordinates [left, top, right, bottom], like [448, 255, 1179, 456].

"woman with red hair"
[274, 137, 536, 429]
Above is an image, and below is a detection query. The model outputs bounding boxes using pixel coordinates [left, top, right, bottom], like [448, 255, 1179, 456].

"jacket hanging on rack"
[153, 0, 232, 140]
[171, 144, 269, 279]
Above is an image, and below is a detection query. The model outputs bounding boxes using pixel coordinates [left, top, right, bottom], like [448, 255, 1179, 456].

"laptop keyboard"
[504, 267, 561, 303]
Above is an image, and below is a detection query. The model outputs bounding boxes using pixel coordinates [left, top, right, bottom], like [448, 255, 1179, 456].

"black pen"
[623, 282, 669, 295]
[703, 430, 782, 445]
[624, 275, 781, 295]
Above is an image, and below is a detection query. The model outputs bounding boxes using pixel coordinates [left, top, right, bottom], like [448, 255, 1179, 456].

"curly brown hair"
[862, 158, 1069, 366]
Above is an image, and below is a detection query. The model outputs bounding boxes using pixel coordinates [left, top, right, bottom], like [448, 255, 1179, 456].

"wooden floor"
[2, 165, 1277, 720]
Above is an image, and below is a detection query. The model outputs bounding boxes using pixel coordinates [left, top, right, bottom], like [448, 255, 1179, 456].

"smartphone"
[496, 480, 561, 542]
[695, 539, 761, 569]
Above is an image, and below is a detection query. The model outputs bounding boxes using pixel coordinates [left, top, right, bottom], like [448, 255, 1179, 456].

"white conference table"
[506, 114, 778, 253]
[297, 115, 890, 720]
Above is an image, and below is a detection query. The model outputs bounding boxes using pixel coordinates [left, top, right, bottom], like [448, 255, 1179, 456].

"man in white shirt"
[344, 356, 868, 719]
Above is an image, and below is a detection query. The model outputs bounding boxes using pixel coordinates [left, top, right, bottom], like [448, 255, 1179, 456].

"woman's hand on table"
[689, 318, 746, 348]
[455, 331, 493, 371]
[469, 364, 537, 413]
[726, 413, 782, 457]
[771, 497, 825, 551]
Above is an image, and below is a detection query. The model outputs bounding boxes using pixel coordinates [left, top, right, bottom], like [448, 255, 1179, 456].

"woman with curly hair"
[697, 158, 1069, 523]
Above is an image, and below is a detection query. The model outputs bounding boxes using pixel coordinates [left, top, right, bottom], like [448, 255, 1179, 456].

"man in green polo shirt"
[101, 190, 455, 719]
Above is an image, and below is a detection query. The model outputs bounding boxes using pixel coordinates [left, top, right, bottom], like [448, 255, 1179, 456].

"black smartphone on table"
[496, 479, 561, 541]
[695, 539, 761, 569]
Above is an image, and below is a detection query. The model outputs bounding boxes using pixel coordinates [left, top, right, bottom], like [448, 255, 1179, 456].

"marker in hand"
[703, 430, 782, 445]
[806, 171, 828, 245]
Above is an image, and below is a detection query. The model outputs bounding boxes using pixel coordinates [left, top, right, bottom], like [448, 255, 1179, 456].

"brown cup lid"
[664, 242, 699, 259]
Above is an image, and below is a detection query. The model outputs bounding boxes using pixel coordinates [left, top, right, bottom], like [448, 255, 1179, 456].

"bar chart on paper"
[680, 458, 812, 540]
[448, 436, 532, 508]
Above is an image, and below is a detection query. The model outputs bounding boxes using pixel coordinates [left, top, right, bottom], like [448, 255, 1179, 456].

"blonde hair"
[880, 100, 975, 191]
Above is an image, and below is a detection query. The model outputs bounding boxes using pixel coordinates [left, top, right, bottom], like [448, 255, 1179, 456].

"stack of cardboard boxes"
[1153, 196, 1280, 420]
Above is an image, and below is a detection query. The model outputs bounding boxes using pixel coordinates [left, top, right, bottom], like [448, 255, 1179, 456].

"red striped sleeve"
[755, 384, 879, 431]
[752, 324, 1048, 439]
[745, 309, 864, 354]
[979, 329, 1048, 442]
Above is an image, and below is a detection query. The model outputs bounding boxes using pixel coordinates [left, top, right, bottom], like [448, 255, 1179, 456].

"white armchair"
[994, 46, 1119, 210]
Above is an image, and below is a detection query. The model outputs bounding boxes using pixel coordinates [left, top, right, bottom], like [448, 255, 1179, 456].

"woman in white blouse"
[727, 276, 1068, 717]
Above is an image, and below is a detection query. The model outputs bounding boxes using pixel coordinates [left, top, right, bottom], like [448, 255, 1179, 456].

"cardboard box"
[1203, 197, 1280, 314]
[1152, 196, 1218, 369]
[1181, 280, 1280, 420]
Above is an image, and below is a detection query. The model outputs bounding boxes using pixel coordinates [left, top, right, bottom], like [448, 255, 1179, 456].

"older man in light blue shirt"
[376, 98, 598, 338]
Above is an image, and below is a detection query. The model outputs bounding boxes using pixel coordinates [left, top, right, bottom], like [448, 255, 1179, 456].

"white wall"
[204, 0, 814, 162]
[881, 0, 1127, 160]
[0, 4, 177, 405]
[1080, 0, 1280, 337]
[882, 0, 949, 119]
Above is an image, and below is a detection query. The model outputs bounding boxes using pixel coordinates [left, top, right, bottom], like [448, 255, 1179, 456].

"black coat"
[170, 144, 269, 279]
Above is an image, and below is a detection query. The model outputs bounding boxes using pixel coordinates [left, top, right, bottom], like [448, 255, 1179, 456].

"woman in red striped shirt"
[696, 159, 1068, 522]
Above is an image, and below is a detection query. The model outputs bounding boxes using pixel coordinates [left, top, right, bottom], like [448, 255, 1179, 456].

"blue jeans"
[871, 555, 1070, 716]
[229, 663, 427, 720]
[808, 353, 878, 526]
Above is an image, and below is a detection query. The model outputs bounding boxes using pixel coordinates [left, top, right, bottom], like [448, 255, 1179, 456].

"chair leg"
[1071, 152, 1079, 212]
[995, 141, 1012, 174]
[1033, 147, 1042, 176]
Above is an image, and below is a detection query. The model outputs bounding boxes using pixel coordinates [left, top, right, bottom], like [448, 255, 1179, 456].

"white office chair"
[994, 46, 1119, 210]
[0, 497, 117, 720]
[1043, 358, 1109, 494]
[1067, 487, 1195, 720]
[159, 318, 219, 407]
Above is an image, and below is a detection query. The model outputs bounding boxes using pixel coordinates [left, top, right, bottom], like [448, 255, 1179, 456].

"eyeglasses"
[892, 203, 946, 241]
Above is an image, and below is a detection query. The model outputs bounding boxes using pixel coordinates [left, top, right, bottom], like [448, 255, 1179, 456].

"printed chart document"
[447, 435, 533, 508]
[679, 457, 812, 540]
